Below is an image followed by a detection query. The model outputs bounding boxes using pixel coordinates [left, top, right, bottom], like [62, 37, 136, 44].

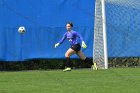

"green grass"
[0, 68, 140, 93]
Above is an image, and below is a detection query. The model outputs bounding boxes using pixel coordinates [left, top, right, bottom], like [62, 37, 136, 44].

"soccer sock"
[66, 57, 72, 68]
[84, 57, 93, 65]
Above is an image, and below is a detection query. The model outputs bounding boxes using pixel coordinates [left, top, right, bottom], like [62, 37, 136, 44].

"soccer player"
[55, 22, 97, 71]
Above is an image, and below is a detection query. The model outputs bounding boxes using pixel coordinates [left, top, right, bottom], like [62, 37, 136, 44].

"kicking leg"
[76, 51, 92, 65]
[76, 51, 98, 70]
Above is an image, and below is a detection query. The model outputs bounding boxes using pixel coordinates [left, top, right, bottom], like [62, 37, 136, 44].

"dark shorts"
[70, 43, 81, 52]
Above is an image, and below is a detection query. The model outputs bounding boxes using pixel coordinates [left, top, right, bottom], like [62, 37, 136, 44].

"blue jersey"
[58, 30, 84, 45]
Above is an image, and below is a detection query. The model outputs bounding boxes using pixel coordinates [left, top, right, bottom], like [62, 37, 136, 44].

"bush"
[0, 57, 140, 71]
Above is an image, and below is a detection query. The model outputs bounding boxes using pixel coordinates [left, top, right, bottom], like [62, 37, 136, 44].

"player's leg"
[76, 51, 98, 70]
[76, 50, 86, 60]
[76, 51, 92, 64]
[63, 48, 76, 71]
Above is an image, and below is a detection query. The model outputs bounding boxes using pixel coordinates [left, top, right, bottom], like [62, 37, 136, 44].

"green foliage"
[109, 57, 140, 67]
[0, 57, 140, 71]
[0, 59, 87, 71]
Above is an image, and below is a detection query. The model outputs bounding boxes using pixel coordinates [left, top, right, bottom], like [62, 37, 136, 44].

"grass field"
[0, 68, 139, 93]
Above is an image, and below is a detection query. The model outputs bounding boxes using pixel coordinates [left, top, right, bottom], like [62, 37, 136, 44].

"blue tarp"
[0, 0, 95, 61]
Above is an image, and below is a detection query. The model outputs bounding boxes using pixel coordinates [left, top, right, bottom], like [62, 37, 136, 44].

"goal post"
[93, 0, 108, 69]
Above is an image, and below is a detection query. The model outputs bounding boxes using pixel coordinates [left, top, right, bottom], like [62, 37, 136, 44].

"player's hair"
[67, 22, 73, 27]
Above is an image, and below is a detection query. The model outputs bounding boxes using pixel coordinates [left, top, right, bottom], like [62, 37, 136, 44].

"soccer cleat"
[63, 67, 71, 72]
[91, 63, 98, 70]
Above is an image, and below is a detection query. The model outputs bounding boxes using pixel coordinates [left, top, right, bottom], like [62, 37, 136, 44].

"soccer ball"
[18, 26, 26, 34]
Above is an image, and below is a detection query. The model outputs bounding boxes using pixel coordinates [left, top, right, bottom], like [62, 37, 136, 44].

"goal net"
[93, 0, 140, 69]
[93, 0, 108, 69]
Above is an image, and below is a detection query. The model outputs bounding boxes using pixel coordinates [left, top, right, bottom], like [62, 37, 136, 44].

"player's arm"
[75, 32, 87, 48]
[55, 33, 66, 48]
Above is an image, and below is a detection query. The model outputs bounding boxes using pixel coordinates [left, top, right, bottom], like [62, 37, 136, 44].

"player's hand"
[82, 41, 87, 48]
[55, 43, 60, 48]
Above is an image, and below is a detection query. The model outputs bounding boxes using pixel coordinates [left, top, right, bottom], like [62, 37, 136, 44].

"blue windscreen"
[0, 0, 95, 61]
